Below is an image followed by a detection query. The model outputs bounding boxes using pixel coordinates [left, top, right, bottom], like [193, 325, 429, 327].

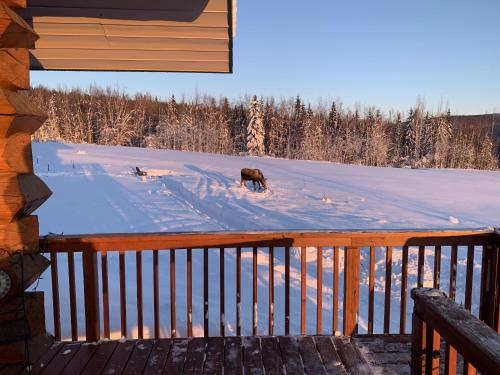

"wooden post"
[0, 0, 52, 364]
[479, 243, 500, 330]
[411, 311, 425, 375]
[83, 251, 100, 342]
[343, 246, 360, 336]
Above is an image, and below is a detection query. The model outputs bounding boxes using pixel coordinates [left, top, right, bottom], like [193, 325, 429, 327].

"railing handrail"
[39, 228, 496, 252]
[411, 288, 500, 375]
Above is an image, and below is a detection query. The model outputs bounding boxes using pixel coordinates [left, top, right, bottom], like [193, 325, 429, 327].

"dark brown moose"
[240, 168, 267, 190]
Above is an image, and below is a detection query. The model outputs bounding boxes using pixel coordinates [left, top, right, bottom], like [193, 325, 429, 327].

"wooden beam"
[0, 48, 29, 90]
[0, 2, 38, 48]
[412, 288, 500, 375]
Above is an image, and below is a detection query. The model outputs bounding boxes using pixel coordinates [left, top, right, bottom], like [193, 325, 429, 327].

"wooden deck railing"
[411, 288, 500, 375]
[38, 229, 499, 344]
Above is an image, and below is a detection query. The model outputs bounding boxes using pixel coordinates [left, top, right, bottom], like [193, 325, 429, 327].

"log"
[0, 292, 45, 345]
[412, 288, 500, 375]
[25, 291, 46, 336]
[0, 215, 39, 253]
[0, 131, 33, 173]
[0, 48, 29, 90]
[0, 173, 52, 223]
[0, 2, 38, 48]
[2, 1, 26, 9]
[0, 334, 54, 364]
[0, 113, 47, 136]
[0, 90, 47, 134]
[0, 89, 44, 116]
[0, 253, 50, 300]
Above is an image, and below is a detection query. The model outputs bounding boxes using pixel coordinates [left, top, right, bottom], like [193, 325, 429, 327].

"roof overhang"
[19, 0, 234, 73]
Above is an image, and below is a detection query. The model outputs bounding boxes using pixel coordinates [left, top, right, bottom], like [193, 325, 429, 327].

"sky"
[31, 0, 500, 115]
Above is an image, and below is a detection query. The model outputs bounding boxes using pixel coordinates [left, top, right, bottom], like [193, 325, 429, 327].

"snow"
[30, 142, 499, 340]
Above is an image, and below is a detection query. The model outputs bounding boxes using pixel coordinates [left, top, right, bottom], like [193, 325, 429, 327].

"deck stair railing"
[411, 288, 500, 375]
[410, 230, 500, 375]
[38, 229, 499, 350]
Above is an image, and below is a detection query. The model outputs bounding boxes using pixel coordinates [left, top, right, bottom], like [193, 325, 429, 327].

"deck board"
[102, 340, 136, 375]
[123, 340, 154, 375]
[0, 335, 409, 374]
[261, 337, 284, 374]
[164, 339, 188, 374]
[142, 339, 171, 375]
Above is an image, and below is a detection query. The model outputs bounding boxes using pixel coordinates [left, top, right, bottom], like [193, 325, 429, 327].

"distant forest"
[27, 86, 499, 170]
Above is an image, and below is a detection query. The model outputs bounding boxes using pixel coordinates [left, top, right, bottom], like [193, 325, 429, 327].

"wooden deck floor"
[0, 335, 411, 375]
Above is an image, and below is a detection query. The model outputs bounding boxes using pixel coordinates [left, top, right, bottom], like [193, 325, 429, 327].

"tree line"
[27, 86, 499, 170]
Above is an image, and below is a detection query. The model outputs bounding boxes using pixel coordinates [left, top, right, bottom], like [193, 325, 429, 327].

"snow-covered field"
[31, 142, 499, 339]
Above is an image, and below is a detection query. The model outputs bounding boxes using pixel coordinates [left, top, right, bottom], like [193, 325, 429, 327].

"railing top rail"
[412, 288, 500, 375]
[39, 228, 496, 252]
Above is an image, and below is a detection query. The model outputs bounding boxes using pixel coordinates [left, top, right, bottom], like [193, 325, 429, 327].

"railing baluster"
[236, 247, 241, 336]
[368, 246, 375, 334]
[170, 249, 176, 338]
[464, 245, 474, 311]
[426, 324, 440, 374]
[136, 251, 143, 339]
[332, 246, 339, 334]
[153, 249, 159, 338]
[101, 251, 110, 339]
[430, 244, 442, 365]
[285, 246, 290, 335]
[461, 245, 475, 372]
[411, 312, 425, 375]
[317, 246, 323, 335]
[433, 245, 441, 289]
[417, 245, 425, 288]
[400, 245, 408, 334]
[50, 251, 61, 341]
[220, 247, 225, 337]
[301, 246, 306, 335]
[444, 245, 458, 374]
[204, 247, 209, 337]
[344, 246, 360, 336]
[445, 344, 457, 375]
[269, 246, 274, 336]
[67, 251, 78, 341]
[253, 247, 258, 336]
[384, 246, 392, 334]
[449, 245, 458, 301]
[119, 250, 127, 338]
[83, 250, 100, 342]
[187, 248, 193, 337]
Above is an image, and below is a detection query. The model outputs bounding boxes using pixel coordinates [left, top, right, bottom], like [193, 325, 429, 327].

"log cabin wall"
[0, 0, 52, 364]
[19, 0, 234, 73]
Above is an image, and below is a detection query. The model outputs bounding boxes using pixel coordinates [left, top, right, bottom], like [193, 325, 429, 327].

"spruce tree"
[246, 95, 265, 156]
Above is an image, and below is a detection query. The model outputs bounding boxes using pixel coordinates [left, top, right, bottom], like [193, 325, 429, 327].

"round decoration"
[0, 269, 11, 300]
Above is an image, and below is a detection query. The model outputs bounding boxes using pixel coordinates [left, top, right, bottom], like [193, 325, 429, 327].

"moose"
[240, 168, 267, 191]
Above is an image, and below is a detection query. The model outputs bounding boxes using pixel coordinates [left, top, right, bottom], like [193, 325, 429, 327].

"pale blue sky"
[31, 0, 500, 114]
